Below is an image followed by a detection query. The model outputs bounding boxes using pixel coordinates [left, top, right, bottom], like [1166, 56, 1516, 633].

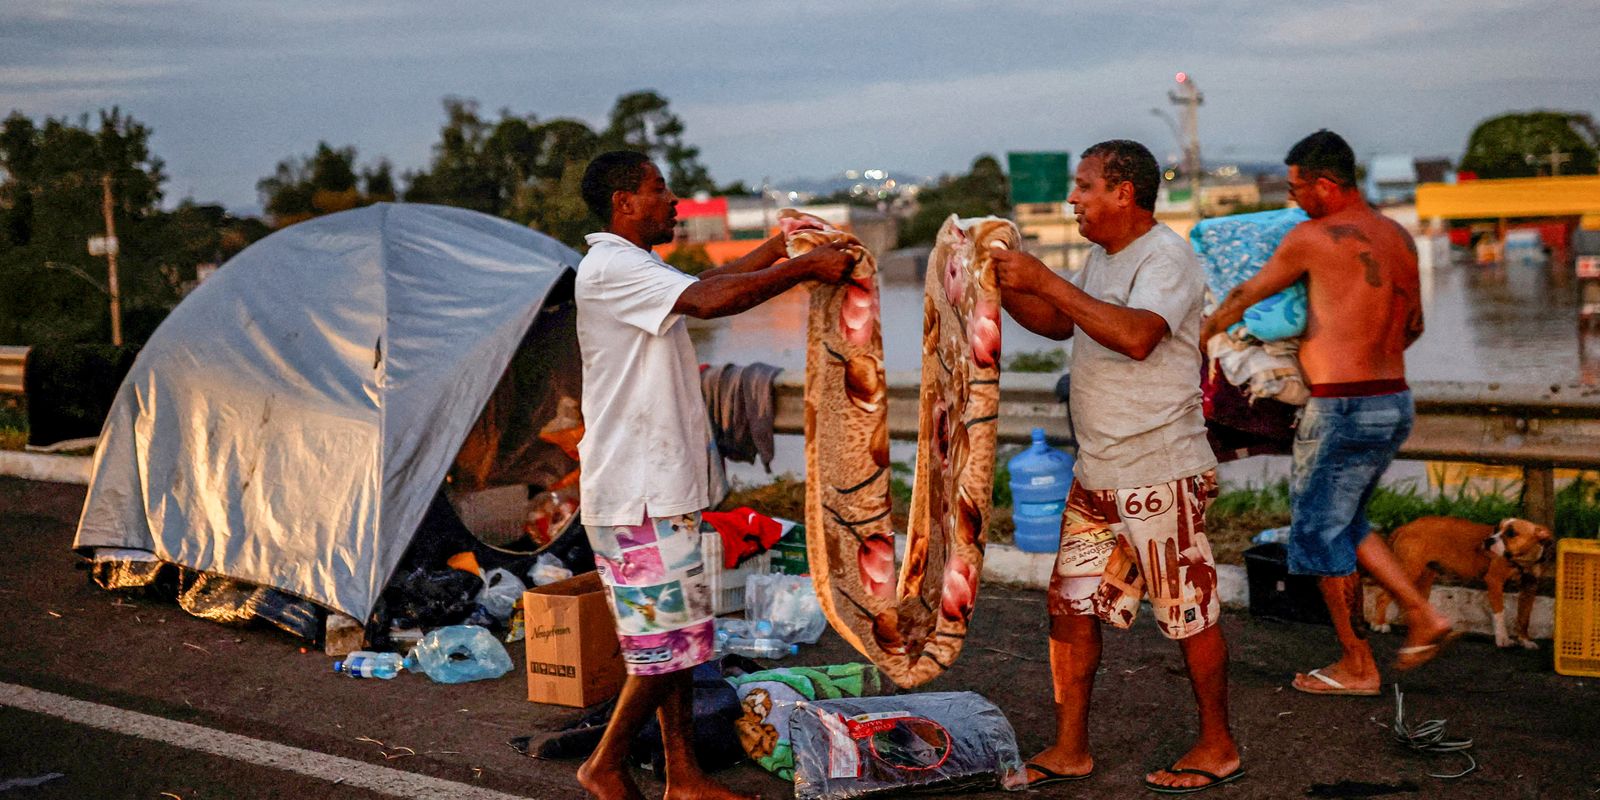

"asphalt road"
[2, 477, 1597, 799]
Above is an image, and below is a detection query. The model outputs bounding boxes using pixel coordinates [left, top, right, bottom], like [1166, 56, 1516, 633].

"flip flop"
[1144, 766, 1246, 794]
[1291, 668, 1381, 697]
[1394, 629, 1462, 671]
[1024, 761, 1093, 787]
[1030, 761, 1094, 787]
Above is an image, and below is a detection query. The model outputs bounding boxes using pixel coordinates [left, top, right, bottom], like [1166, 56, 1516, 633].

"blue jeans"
[1288, 391, 1413, 576]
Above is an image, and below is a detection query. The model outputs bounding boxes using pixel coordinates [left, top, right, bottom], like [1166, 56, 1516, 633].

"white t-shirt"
[1068, 223, 1216, 490]
[575, 232, 713, 526]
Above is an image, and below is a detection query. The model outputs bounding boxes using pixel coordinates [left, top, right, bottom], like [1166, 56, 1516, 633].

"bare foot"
[1144, 740, 1241, 792]
[662, 775, 758, 800]
[1291, 661, 1380, 696]
[1024, 744, 1094, 783]
[577, 758, 644, 800]
[1395, 608, 1457, 671]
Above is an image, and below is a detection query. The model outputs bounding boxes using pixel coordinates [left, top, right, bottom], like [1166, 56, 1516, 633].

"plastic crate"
[1555, 538, 1600, 678]
[701, 531, 770, 615]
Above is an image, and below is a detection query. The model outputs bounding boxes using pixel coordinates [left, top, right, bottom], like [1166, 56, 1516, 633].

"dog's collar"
[1508, 540, 1549, 571]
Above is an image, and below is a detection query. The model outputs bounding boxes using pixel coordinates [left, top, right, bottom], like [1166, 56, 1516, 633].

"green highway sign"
[1007, 151, 1072, 205]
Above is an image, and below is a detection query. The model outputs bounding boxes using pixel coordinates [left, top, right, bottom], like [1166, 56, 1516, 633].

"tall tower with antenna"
[1169, 72, 1204, 221]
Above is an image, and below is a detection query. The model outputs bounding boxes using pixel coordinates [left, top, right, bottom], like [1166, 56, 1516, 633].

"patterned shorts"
[584, 512, 715, 676]
[1047, 471, 1220, 640]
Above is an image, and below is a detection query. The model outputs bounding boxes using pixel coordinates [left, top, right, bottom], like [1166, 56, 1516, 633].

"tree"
[401, 92, 713, 248]
[898, 155, 1012, 246]
[599, 91, 715, 197]
[1460, 111, 1598, 179]
[0, 108, 172, 343]
[257, 141, 391, 227]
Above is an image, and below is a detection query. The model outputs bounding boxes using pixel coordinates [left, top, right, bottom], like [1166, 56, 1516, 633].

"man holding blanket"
[995, 140, 1242, 794]
[1203, 130, 1455, 696]
[573, 150, 854, 800]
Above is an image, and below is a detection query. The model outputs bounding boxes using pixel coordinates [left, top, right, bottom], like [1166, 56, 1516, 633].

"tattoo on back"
[1360, 251, 1382, 287]
[1327, 224, 1371, 244]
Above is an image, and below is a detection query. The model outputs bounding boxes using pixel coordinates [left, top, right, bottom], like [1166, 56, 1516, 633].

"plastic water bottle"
[333, 651, 405, 679]
[1008, 428, 1074, 553]
[714, 619, 775, 655]
[722, 636, 799, 660]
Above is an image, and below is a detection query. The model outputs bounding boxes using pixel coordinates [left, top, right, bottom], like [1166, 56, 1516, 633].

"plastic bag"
[790, 692, 1026, 799]
[529, 552, 574, 587]
[745, 573, 828, 644]
[407, 624, 514, 684]
[384, 566, 483, 629]
[476, 567, 526, 621]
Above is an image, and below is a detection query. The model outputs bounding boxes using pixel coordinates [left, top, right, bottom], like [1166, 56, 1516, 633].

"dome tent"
[73, 203, 583, 622]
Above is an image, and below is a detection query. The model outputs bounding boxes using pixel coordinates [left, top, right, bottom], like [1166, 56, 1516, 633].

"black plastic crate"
[1243, 543, 1332, 626]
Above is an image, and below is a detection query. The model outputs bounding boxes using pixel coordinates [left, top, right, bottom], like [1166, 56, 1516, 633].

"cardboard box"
[523, 572, 625, 707]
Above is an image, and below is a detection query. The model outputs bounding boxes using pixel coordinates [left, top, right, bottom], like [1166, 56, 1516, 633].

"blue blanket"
[1191, 208, 1309, 342]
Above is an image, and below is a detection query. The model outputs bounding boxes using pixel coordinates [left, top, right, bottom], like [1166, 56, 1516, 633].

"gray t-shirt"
[1068, 223, 1216, 490]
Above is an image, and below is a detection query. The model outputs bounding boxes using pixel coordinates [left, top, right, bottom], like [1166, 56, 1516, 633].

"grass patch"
[723, 465, 1600, 572]
[1003, 349, 1066, 373]
[0, 403, 26, 451]
[1204, 474, 1600, 566]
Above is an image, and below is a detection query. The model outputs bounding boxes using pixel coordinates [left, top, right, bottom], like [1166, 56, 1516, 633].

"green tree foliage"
[399, 91, 715, 247]
[663, 243, 715, 276]
[1460, 111, 1599, 179]
[257, 141, 393, 227]
[898, 155, 1011, 246]
[598, 91, 715, 197]
[0, 108, 268, 345]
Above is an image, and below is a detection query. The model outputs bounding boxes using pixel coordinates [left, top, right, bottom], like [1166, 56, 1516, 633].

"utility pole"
[100, 173, 123, 347]
[1168, 72, 1204, 222]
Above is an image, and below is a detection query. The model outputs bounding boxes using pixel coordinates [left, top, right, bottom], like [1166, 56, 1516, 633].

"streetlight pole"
[1168, 72, 1204, 222]
[100, 173, 123, 347]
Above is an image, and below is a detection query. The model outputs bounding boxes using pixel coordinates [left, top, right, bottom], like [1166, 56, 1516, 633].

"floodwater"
[693, 249, 1586, 484]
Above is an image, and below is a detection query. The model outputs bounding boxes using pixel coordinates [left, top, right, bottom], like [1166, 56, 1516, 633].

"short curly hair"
[1081, 140, 1159, 211]
[580, 150, 652, 222]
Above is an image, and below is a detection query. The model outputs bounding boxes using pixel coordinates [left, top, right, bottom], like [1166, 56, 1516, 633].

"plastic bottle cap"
[1031, 427, 1046, 444]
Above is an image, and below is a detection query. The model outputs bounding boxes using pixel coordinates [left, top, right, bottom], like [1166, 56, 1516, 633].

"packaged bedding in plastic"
[790, 692, 1026, 798]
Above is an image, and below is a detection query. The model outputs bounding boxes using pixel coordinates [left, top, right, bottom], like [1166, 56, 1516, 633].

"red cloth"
[701, 507, 783, 569]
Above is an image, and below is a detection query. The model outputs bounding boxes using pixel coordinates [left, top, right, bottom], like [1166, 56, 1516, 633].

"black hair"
[580, 150, 652, 222]
[1285, 130, 1357, 188]
[1080, 140, 1159, 211]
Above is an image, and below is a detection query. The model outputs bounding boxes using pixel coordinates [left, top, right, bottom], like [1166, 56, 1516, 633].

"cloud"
[0, 65, 175, 89]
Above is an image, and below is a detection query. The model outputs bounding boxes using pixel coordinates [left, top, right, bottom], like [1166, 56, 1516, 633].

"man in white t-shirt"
[572, 150, 854, 800]
[991, 140, 1243, 794]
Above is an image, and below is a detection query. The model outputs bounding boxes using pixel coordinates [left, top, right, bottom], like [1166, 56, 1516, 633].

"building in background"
[1365, 154, 1420, 206]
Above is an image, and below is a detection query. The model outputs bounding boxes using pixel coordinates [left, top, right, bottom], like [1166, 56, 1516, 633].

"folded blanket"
[1192, 208, 1310, 343]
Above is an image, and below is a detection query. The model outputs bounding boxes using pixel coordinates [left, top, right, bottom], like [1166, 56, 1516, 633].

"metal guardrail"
[5, 341, 1596, 528]
[774, 373, 1600, 530]
[0, 346, 25, 396]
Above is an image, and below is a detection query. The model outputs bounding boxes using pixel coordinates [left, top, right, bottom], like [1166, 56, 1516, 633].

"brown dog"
[1370, 516, 1553, 648]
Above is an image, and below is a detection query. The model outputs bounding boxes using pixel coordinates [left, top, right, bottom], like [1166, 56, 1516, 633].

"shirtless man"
[1202, 130, 1455, 696]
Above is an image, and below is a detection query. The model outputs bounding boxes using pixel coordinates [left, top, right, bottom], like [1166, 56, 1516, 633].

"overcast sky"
[3, 0, 1596, 213]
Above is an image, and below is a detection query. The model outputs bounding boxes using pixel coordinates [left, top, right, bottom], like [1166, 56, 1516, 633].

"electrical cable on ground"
[1388, 684, 1476, 779]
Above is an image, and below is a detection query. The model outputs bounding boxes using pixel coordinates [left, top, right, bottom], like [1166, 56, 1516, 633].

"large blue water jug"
[1008, 428, 1074, 553]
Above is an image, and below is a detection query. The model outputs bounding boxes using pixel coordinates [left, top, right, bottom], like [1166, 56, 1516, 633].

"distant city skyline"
[3, 0, 1595, 214]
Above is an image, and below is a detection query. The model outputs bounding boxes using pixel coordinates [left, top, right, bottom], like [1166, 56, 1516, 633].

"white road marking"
[0, 681, 533, 800]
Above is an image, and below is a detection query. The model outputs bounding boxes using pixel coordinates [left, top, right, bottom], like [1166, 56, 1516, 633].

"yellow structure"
[1416, 175, 1600, 221]
[1554, 537, 1600, 678]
